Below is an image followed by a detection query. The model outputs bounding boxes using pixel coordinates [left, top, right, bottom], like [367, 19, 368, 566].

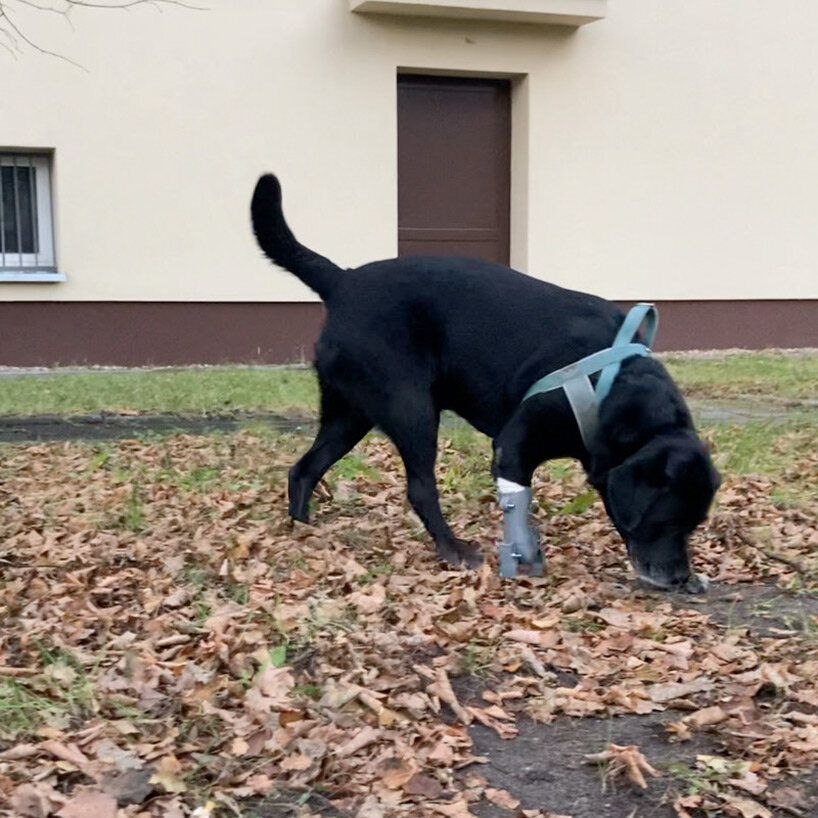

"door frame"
[395, 68, 530, 271]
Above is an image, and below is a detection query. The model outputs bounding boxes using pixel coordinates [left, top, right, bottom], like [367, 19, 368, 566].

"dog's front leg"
[496, 477, 542, 578]
[492, 416, 544, 578]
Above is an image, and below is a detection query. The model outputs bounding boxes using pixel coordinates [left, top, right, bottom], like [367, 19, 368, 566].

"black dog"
[251, 174, 719, 590]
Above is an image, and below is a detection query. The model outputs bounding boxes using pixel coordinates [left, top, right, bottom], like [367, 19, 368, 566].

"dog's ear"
[610, 438, 720, 535]
[665, 442, 722, 520]
[606, 448, 666, 534]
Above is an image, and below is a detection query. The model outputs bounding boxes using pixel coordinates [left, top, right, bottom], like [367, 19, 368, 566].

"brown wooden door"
[397, 75, 511, 264]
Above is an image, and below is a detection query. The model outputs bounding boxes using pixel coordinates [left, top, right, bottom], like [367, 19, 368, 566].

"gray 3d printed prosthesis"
[496, 483, 543, 578]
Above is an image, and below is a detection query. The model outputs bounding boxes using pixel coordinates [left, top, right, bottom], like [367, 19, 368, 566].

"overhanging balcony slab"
[349, 0, 607, 27]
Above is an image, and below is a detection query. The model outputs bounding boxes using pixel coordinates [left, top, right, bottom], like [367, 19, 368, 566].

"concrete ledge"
[350, 0, 606, 27]
[0, 271, 66, 283]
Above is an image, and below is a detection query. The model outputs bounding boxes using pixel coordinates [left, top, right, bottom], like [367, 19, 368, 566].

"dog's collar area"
[522, 303, 659, 450]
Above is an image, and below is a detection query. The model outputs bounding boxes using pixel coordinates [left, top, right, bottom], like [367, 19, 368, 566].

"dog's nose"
[633, 556, 691, 590]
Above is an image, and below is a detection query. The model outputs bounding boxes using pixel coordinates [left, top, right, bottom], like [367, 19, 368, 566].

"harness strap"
[521, 303, 658, 450]
[595, 303, 658, 402]
[562, 376, 600, 450]
[522, 341, 650, 403]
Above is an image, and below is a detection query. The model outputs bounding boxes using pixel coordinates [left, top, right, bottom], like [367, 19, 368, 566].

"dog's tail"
[251, 174, 342, 301]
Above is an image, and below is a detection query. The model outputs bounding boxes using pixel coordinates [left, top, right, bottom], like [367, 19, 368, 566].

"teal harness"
[522, 303, 658, 450]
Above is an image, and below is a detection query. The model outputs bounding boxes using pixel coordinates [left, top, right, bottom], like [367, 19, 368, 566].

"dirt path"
[458, 582, 818, 818]
[0, 411, 316, 443]
[260, 582, 818, 817]
[0, 397, 811, 445]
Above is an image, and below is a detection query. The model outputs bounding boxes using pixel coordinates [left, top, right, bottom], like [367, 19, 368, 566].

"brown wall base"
[0, 300, 815, 367]
[0, 302, 326, 367]
[615, 300, 818, 352]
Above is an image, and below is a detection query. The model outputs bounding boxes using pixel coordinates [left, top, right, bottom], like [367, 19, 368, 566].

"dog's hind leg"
[382, 401, 483, 569]
[288, 389, 371, 522]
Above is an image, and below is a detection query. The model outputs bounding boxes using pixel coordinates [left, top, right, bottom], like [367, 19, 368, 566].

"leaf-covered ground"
[0, 429, 817, 818]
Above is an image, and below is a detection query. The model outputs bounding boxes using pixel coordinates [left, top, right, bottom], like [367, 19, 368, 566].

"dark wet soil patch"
[448, 581, 818, 818]
[0, 412, 316, 443]
[448, 676, 712, 818]
[464, 710, 711, 818]
[0, 394, 814, 445]
[665, 581, 818, 638]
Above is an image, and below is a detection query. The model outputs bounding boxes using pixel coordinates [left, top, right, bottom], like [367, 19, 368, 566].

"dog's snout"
[631, 551, 692, 588]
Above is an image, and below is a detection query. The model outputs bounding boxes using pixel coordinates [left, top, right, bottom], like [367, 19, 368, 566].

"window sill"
[0, 271, 66, 283]
[349, 0, 606, 26]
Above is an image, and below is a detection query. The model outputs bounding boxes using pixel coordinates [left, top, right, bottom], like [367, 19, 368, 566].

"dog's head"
[602, 431, 720, 590]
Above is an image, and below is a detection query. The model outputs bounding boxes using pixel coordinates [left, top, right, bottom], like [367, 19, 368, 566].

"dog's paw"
[459, 541, 485, 569]
[683, 572, 709, 594]
[437, 539, 484, 569]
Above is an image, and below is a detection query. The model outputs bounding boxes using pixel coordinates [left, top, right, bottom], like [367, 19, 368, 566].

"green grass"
[0, 353, 814, 416]
[331, 451, 381, 483]
[0, 367, 318, 416]
[706, 416, 818, 474]
[438, 419, 495, 501]
[663, 352, 818, 401]
[704, 416, 818, 505]
[0, 678, 57, 738]
[0, 356, 816, 495]
[459, 640, 498, 675]
[0, 644, 97, 739]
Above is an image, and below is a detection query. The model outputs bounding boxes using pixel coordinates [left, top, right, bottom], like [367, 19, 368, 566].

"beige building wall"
[3, 0, 818, 306]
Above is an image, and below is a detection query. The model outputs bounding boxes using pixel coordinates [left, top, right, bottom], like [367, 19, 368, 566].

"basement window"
[0, 153, 64, 282]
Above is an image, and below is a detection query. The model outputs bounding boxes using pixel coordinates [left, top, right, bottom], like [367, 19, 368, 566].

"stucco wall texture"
[3, 0, 817, 306]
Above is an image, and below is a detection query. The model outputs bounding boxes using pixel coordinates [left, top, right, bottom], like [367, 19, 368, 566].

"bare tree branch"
[0, 0, 203, 64]
[1, 3, 86, 66]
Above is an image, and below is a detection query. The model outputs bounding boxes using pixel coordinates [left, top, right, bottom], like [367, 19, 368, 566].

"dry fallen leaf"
[484, 787, 521, 810]
[585, 744, 662, 790]
[149, 755, 187, 795]
[649, 678, 712, 703]
[428, 667, 472, 725]
[379, 758, 417, 790]
[355, 794, 386, 818]
[56, 792, 118, 818]
[404, 773, 445, 799]
[9, 783, 64, 818]
[722, 796, 772, 818]
[0, 433, 815, 818]
[430, 797, 479, 817]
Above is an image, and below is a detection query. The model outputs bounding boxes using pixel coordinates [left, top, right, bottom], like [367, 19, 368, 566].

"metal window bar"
[0, 158, 5, 268]
[29, 155, 39, 266]
[12, 154, 22, 268]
